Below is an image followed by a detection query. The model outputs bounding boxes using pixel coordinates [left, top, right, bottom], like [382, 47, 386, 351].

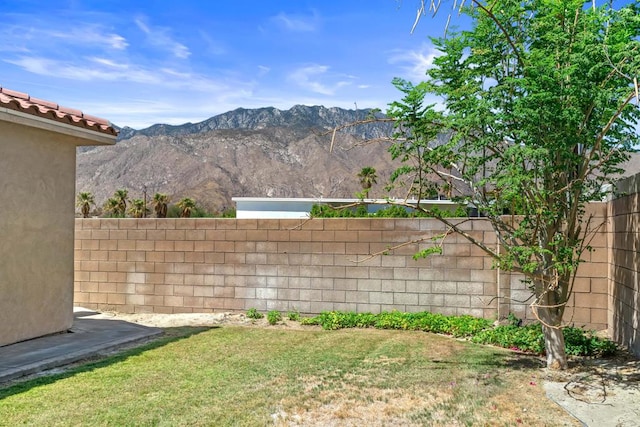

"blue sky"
[0, 1, 455, 129]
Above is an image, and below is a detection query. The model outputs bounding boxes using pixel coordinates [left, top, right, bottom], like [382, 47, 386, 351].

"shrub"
[300, 310, 616, 357]
[287, 310, 301, 321]
[246, 308, 264, 319]
[267, 310, 282, 325]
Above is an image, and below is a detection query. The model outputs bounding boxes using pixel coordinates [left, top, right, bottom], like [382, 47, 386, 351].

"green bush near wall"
[301, 310, 617, 357]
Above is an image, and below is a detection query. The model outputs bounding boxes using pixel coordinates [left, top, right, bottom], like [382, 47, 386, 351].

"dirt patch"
[92, 310, 309, 330]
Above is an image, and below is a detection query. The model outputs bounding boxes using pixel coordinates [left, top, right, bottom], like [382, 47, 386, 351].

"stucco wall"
[0, 121, 77, 346]
[609, 175, 640, 357]
[74, 215, 608, 330]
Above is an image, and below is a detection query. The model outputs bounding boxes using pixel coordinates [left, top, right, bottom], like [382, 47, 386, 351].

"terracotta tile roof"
[0, 87, 118, 136]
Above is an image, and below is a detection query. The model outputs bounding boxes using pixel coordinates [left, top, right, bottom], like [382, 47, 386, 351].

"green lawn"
[0, 326, 577, 426]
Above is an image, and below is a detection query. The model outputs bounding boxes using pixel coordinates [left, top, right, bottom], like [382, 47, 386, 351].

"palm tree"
[76, 192, 95, 218]
[357, 167, 378, 192]
[128, 199, 147, 218]
[153, 193, 169, 218]
[113, 189, 129, 216]
[103, 197, 121, 217]
[176, 197, 196, 218]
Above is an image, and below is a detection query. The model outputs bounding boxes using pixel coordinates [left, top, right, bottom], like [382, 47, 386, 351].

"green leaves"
[387, 0, 639, 295]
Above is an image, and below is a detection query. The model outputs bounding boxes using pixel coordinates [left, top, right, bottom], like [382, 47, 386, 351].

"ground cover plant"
[302, 310, 617, 358]
[0, 326, 579, 426]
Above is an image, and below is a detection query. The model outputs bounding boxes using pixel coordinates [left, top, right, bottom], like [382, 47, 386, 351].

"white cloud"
[5, 56, 161, 84]
[288, 64, 351, 95]
[388, 44, 440, 83]
[135, 17, 190, 59]
[89, 57, 129, 69]
[258, 65, 270, 76]
[271, 12, 318, 32]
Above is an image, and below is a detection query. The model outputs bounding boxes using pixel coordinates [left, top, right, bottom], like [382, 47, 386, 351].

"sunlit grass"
[0, 327, 578, 426]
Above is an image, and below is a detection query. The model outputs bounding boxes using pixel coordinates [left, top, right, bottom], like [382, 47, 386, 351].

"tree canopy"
[384, 0, 640, 368]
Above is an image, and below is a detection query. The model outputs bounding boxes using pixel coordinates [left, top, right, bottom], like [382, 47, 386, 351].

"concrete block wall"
[609, 175, 640, 357]
[74, 216, 608, 329]
[497, 204, 609, 331]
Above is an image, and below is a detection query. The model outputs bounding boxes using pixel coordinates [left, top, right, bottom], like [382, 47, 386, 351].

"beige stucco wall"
[0, 116, 114, 347]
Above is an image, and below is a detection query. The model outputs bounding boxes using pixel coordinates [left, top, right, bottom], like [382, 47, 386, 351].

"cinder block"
[184, 274, 205, 286]
[173, 263, 194, 274]
[369, 292, 393, 304]
[394, 293, 419, 305]
[345, 291, 369, 303]
[235, 288, 256, 299]
[369, 267, 393, 280]
[185, 252, 204, 263]
[300, 289, 323, 301]
[393, 267, 420, 280]
[330, 302, 356, 312]
[126, 251, 146, 262]
[444, 269, 471, 281]
[419, 269, 444, 281]
[278, 289, 300, 300]
[185, 230, 206, 240]
[323, 266, 346, 278]
[165, 252, 185, 263]
[334, 278, 358, 291]
[256, 288, 278, 299]
[90, 251, 109, 261]
[183, 297, 204, 308]
[194, 264, 215, 275]
[107, 293, 126, 305]
[154, 240, 175, 251]
[135, 283, 154, 295]
[127, 230, 147, 240]
[194, 241, 215, 252]
[358, 279, 382, 292]
[98, 282, 117, 293]
[432, 281, 457, 294]
[165, 230, 186, 240]
[146, 251, 165, 263]
[90, 271, 108, 282]
[99, 240, 118, 251]
[225, 230, 247, 241]
[215, 241, 235, 252]
[288, 276, 311, 289]
[356, 303, 380, 313]
[406, 280, 430, 293]
[213, 286, 234, 298]
[194, 286, 214, 297]
[419, 294, 444, 306]
[154, 285, 173, 295]
[135, 262, 155, 273]
[310, 301, 335, 313]
[322, 290, 346, 303]
[107, 272, 127, 283]
[310, 277, 334, 290]
[126, 294, 145, 305]
[456, 282, 485, 295]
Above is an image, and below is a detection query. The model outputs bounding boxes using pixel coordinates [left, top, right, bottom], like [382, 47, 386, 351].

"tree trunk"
[537, 306, 568, 370]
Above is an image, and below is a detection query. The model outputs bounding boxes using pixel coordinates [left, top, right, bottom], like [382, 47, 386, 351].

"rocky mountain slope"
[76, 104, 640, 213]
[76, 106, 399, 212]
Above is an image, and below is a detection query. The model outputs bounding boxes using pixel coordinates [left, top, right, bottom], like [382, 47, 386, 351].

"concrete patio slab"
[0, 308, 162, 384]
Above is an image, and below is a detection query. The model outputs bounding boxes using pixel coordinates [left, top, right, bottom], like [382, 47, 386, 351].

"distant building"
[232, 197, 462, 219]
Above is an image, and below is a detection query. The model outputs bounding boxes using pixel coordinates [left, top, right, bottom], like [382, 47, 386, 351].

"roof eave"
[0, 107, 117, 146]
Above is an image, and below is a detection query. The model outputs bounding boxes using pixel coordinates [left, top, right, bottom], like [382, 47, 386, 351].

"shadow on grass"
[429, 346, 546, 371]
[0, 326, 216, 400]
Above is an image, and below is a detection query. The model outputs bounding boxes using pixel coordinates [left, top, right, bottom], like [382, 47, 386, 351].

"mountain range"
[76, 104, 640, 214]
[76, 106, 399, 212]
